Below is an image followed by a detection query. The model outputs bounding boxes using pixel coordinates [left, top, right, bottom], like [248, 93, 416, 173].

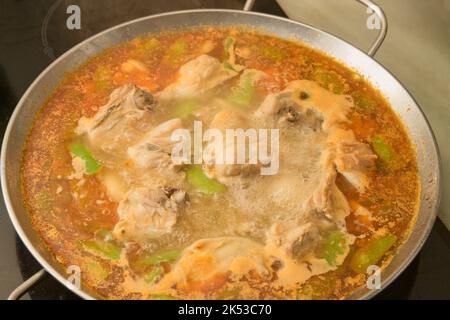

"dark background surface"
[0, 0, 449, 300]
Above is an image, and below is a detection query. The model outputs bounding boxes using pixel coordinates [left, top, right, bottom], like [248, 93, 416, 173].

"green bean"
[372, 136, 393, 162]
[165, 38, 187, 64]
[186, 165, 226, 195]
[82, 239, 121, 260]
[313, 68, 344, 94]
[354, 92, 377, 111]
[228, 71, 256, 106]
[224, 36, 235, 52]
[349, 234, 397, 273]
[139, 37, 160, 55]
[138, 249, 181, 266]
[372, 136, 403, 170]
[321, 231, 346, 266]
[69, 142, 101, 174]
[223, 61, 238, 72]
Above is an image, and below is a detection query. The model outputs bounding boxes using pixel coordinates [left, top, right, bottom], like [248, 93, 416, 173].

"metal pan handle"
[243, 0, 387, 57]
[7, 269, 47, 300]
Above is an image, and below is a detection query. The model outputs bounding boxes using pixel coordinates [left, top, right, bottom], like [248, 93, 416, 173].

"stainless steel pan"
[1, 0, 441, 300]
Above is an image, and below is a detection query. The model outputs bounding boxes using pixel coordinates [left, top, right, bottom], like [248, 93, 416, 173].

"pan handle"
[7, 269, 47, 300]
[243, 0, 387, 57]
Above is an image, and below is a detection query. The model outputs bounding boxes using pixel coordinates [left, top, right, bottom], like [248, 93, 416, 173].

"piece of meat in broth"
[266, 222, 319, 259]
[255, 92, 300, 122]
[252, 80, 362, 271]
[255, 80, 353, 130]
[153, 237, 271, 291]
[127, 118, 184, 171]
[287, 81, 376, 192]
[256, 80, 376, 193]
[157, 55, 239, 100]
[203, 109, 260, 184]
[76, 84, 157, 158]
[330, 129, 377, 193]
[255, 91, 326, 132]
[113, 186, 187, 242]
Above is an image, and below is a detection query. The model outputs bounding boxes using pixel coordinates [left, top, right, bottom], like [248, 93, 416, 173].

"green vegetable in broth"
[218, 288, 241, 300]
[95, 228, 113, 240]
[224, 36, 235, 52]
[85, 260, 109, 281]
[138, 249, 181, 266]
[82, 239, 122, 260]
[94, 65, 113, 92]
[371, 136, 403, 170]
[223, 61, 238, 72]
[138, 37, 160, 56]
[258, 43, 286, 61]
[372, 136, 393, 162]
[186, 165, 226, 195]
[223, 36, 241, 73]
[354, 92, 377, 111]
[228, 71, 256, 106]
[144, 266, 163, 284]
[172, 99, 201, 118]
[69, 142, 101, 174]
[313, 68, 345, 94]
[349, 234, 397, 273]
[165, 38, 188, 64]
[321, 231, 346, 266]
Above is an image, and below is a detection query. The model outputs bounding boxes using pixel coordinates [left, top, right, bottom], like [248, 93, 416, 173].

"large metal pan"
[1, 0, 441, 300]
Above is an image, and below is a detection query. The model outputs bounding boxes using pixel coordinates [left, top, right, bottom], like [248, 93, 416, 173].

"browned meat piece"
[76, 84, 157, 158]
[113, 186, 187, 242]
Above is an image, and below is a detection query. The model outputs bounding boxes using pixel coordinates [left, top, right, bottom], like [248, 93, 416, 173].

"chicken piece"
[255, 79, 374, 193]
[255, 92, 299, 120]
[284, 80, 353, 130]
[210, 109, 248, 131]
[203, 110, 260, 184]
[157, 55, 239, 100]
[266, 222, 319, 259]
[153, 237, 271, 291]
[347, 201, 374, 234]
[113, 186, 187, 242]
[127, 118, 184, 170]
[76, 84, 157, 158]
[255, 91, 324, 131]
[277, 81, 374, 192]
[255, 80, 353, 131]
[330, 129, 377, 193]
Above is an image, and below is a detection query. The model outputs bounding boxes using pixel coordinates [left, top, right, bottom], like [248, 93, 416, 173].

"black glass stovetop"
[0, 0, 449, 300]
